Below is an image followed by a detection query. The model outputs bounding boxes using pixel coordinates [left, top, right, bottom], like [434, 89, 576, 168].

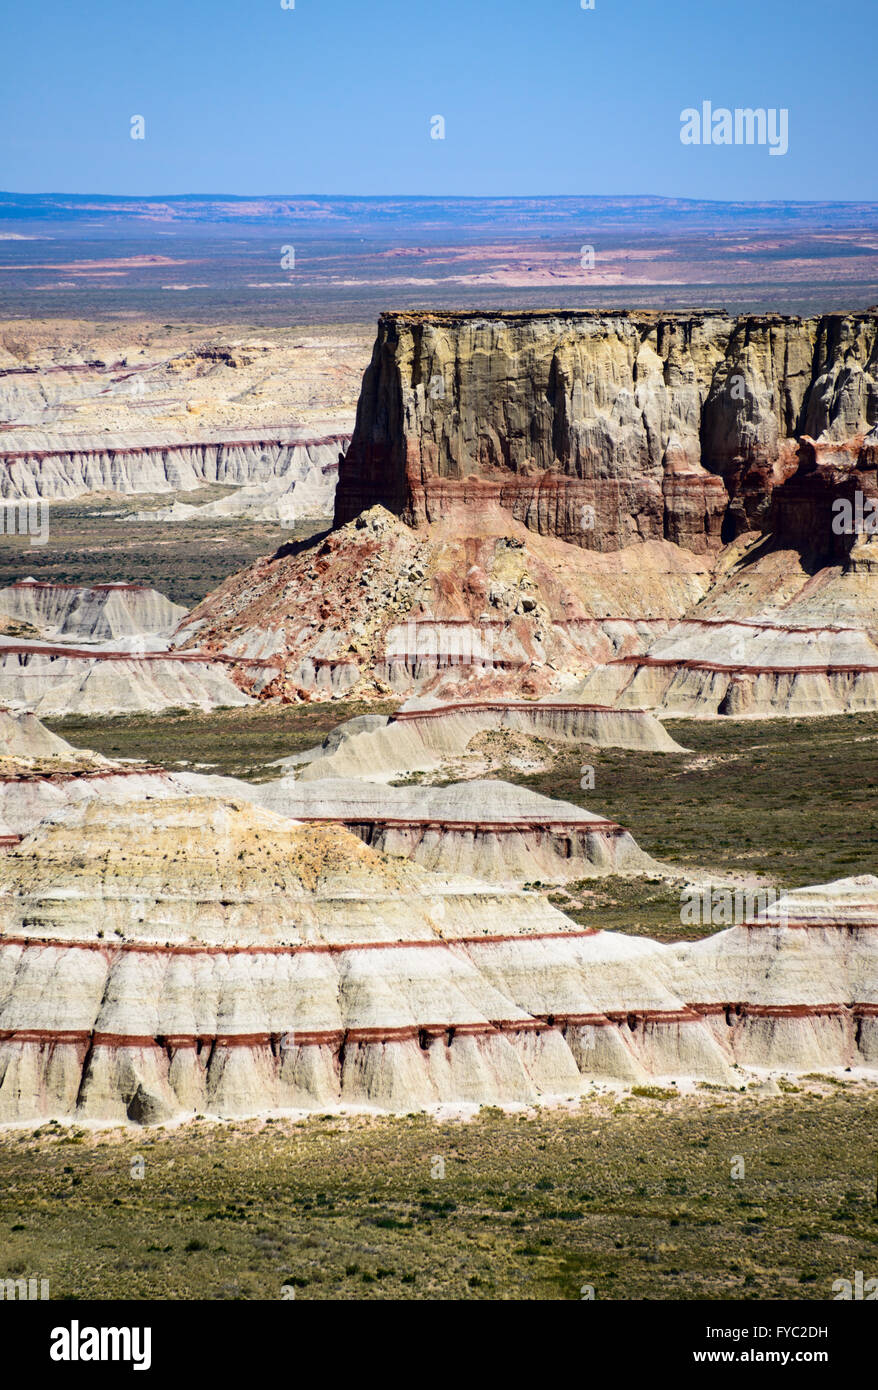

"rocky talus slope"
[0, 793, 873, 1124]
[178, 504, 710, 702]
[577, 531, 878, 717]
[175, 310, 878, 714]
[334, 310, 878, 551]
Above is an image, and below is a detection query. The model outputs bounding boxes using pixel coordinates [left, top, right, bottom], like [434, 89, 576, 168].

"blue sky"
[1, 0, 873, 199]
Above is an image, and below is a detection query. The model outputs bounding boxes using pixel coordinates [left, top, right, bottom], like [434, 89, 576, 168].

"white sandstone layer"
[290, 701, 683, 783]
[0, 796, 873, 1125]
[0, 649, 251, 716]
[0, 581, 186, 643]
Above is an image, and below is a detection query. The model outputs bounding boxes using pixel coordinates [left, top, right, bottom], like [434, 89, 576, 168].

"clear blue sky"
[1, 0, 873, 200]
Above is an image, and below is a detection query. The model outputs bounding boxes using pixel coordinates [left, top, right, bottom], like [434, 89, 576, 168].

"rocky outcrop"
[178, 504, 711, 702]
[290, 700, 683, 782]
[334, 309, 878, 551]
[0, 432, 349, 509]
[0, 581, 186, 642]
[0, 708, 78, 763]
[0, 795, 874, 1125]
[577, 615, 878, 718]
[0, 767, 657, 886]
[250, 776, 658, 884]
[0, 647, 251, 716]
[769, 427, 878, 566]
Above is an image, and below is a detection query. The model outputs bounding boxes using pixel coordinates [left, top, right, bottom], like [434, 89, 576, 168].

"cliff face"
[0, 433, 349, 502]
[334, 310, 878, 554]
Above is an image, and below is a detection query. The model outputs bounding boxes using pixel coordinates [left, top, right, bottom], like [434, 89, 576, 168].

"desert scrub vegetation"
[46, 699, 400, 782]
[0, 1087, 874, 1301]
[516, 711, 878, 891]
[0, 496, 326, 609]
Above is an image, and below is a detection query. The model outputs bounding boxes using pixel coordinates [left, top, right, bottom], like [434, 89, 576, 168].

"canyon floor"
[0, 1085, 874, 1300]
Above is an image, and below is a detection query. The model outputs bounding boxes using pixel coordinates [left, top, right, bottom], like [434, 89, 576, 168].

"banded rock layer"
[0, 796, 874, 1124]
[0, 648, 250, 716]
[0, 581, 186, 643]
[250, 776, 657, 883]
[0, 432, 348, 519]
[0, 766, 655, 886]
[335, 309, 878, 553]
[289, 700, 683, 782]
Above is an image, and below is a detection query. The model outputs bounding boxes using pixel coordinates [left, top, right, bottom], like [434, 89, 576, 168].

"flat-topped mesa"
[334, 309, 878, 555]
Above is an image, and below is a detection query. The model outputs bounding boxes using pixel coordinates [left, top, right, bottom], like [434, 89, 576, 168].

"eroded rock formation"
[0, 647, 251, 716]
[178, 504, 711, 702]
[0, 794, 874, 1124]
[0, 433, 348, 521]
[335, 309, 878, 552]
[0, 581, 186, 642]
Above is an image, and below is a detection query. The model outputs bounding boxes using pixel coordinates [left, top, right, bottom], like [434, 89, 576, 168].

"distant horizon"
[4, 192, 878, 207]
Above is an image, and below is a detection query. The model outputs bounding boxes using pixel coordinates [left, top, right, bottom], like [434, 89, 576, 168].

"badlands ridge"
[0, 309, 875, 1123]
[0, 767, 874, 1124]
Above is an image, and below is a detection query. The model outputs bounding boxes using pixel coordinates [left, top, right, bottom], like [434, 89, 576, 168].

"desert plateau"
[1, 0, 875, 1344]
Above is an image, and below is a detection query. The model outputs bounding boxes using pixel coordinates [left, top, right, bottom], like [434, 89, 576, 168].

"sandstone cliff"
[0, 432, 348, 508]
[334, 309, 878, 554]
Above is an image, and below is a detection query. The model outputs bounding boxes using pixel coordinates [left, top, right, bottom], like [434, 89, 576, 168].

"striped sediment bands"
[3, 1004, 876, 1055]
[6, 581, 152, 593]
[607, 655, 878, 676]
[741, 918, 878, 930]
[389, 700, 631, 720]
[320, 816, 625, 836]
[0, 928, 600, 958]
[0, 644, 260, 667]
[0, 767, 167, 786]
[1, 917, 875, 1057]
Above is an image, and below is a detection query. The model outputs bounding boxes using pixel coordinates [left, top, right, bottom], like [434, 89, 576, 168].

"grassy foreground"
[0, 1086, 874, 1301]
